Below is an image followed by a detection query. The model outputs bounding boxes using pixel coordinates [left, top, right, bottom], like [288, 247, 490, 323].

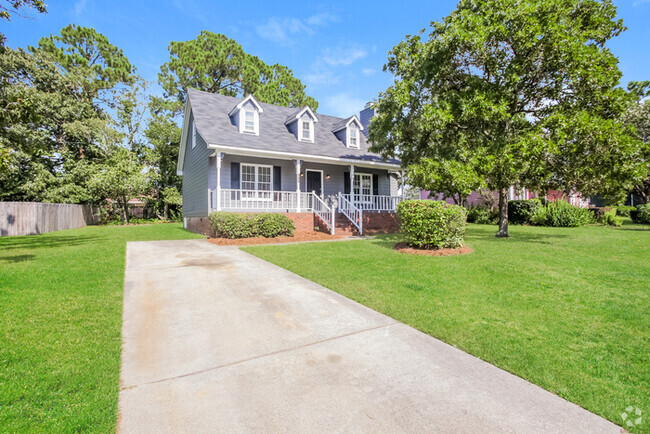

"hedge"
[630, 204, 650, 224]
[531, 200, 593, 227]
[508, 199, 541, 225]
[209, 212, 295, 238]
[397, 200, 466, 249]
[466, 206, 498, 224]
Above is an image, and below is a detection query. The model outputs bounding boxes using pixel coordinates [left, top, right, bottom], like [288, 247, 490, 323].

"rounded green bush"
[508, 199, 541, 225]
[531, 200, 593, 227]
[616, 205, 635, 217]
[209, 212, 295, 238]
[630, 204, 650, 224]
[466, 206, 498, 224]
[397, 200, 466, 249]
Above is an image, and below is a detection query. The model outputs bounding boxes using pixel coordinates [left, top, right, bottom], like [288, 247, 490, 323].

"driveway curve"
[118, 239, 619, 433]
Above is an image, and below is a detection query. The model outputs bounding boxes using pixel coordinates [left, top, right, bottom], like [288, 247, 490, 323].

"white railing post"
[295, 160, 301, 212]
[331, 210, 335, 235]
[216, 152, 223, 211]
[349, 165, 355, 208]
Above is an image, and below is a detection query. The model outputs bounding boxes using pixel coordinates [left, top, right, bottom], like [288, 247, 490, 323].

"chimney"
[359, 101, 376, 138]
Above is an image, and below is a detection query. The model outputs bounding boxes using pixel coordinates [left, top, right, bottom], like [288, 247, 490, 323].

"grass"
[243, 222, 650, 431]
[0, 223, 204, 431]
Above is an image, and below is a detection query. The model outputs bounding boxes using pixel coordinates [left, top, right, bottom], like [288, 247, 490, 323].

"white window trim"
[240, 163, 273, 201]
[304, 169, 324, 197]
[298, 118, 314, 142]
[353, 173, 373, 202]
[191, 122, 197, 149]
[239, 108, 260, 136]
[348, 125, 359, 148]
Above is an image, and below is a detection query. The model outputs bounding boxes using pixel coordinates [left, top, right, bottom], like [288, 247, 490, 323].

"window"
[241, 164, 272, 200]
[349, 126, 358, 147]
[353, 173, 372, 202]
[244, 110, 255, 133]
[302, 121, 311, 140]
[191, 123, 197, 148]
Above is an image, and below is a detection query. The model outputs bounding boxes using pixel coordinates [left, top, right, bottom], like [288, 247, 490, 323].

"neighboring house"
[420, 187, 590, 207]
[177, 89, 403, 235]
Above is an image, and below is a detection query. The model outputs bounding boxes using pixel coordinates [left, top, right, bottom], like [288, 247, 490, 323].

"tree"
[0, 0, 46, 46]
[157, 31, 317, 114]
[370, 0, 644, 237]
[144, 112, 182, 219]
[628, 80, 650, 100]
[625, 85, 650, 203]
[407, 159, 483, 207]
[89, 146, 149, 223]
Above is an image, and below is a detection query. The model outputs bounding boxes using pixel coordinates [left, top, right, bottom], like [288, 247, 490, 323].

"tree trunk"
[122, 196, 129, 224]
[496, 188, 509, 238]
[163, 202, 169, 220]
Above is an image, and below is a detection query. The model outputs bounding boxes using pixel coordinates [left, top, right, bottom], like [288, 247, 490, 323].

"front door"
[306, 170, 322, 197]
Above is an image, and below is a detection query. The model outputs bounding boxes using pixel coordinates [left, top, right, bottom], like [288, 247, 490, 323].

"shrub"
[209, 212, 295, 238]
[466, 206, 498, 224]
[508, 199, 542, 225]
[532, 200, 593, 227]
[397, 200, 466, 249]
[251, 213, 295, 237]
[630, 204, 650, 224]
[616, 205, 635, 217]
[588, 206, 613, 221]
[603, 208, 622, 227]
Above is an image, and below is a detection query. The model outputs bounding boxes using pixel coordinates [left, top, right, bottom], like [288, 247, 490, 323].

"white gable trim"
[228, 94, 264, 116]
[284, 106, 319, 125]
[331, 115, 364, 133]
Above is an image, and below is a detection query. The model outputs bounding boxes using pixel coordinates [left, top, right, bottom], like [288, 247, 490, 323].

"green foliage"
[407, 158, 483, 206]
[369, 0, 642, 237]
[508, 199, 542, 225]
[466, 206, 498, 225]
[209, 212, 295, 238]
[0, 1, 47, 46]
[616, 205, 635, 217]
[532, 201, 593, 227]
[630, 204, 650, 224]
[397, 200, 466, 249]
[624, 98, 650, 203]
[603, 208, 622, 227]
[157, 31, 317, 114]
[628, 80, 650, 100]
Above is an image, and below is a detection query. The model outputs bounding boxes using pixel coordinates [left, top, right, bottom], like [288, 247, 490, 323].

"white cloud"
[322, 92, 367, 118]
[633, 0, 650, 5]
[256, 12, 339, 45]
[322, 45, 368, 66]
[304, 70, 340, 88]
[73, 0, 87, 17]
[361, 68, 376, 76]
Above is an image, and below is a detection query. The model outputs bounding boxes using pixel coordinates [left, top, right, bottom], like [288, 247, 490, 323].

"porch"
[208, 189, 402, 235]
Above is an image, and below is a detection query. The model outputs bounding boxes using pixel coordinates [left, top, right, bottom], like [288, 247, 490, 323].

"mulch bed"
[393, 242, 473, 257]
[208, 231, 347, 246]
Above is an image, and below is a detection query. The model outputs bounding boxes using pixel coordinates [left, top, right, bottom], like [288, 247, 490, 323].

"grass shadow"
[0, 234, 104, 251]
[0, 254, 35, 263]
[466, 230, 569, 244]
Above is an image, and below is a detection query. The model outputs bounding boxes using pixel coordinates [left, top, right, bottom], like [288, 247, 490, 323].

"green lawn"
[0, 223, 204, 431]
[244, 223, 650, 430]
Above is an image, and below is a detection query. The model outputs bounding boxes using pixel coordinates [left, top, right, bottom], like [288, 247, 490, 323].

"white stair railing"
[338, 192, 363, 235]
[311, 192, 335, 235]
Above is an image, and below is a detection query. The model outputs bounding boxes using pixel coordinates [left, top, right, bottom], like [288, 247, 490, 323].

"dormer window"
[229, 94, 263, 136]
[349, 126, 358, 148]
[302, 121, 311, 139]
[285, 105, 318, 143]
[244, 110, 256, 133]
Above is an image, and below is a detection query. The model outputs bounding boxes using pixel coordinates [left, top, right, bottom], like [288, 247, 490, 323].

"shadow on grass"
[0, 234, 103, 251]
[0, 254, 35, 263]
[466, 230, 569, 244]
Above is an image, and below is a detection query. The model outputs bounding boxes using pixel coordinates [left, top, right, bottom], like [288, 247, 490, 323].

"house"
[420, 187, 590, 207]
[177, 89, 403, 236]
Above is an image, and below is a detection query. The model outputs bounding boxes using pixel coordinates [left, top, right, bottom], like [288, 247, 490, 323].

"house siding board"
[182, 115, 211, 217]
[334, 129, 347, 147]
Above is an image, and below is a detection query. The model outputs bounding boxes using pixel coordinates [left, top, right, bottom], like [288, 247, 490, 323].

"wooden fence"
[0, 202, 100, 237]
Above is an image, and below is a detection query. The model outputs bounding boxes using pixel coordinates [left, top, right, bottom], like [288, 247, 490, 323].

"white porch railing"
[338, 192, 363, 235]
[340, 194, 402, 211]
[311, 192, 335, 235]
[213, 189, 313, 212]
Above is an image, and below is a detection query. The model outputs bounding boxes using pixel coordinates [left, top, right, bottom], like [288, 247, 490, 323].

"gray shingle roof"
[188, 88, 400, 166]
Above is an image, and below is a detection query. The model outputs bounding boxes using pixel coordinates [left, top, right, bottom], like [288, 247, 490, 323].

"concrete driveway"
[118, 239, 619, 433]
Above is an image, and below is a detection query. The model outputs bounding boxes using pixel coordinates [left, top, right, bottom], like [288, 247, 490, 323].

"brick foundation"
[185, 216, 213, 237]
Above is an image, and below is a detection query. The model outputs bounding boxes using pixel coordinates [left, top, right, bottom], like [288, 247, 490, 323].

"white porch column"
[215, 152, 223, 211]
[349, 165, 355, 206]
[400, 170, 405, 200]
[294, 159, 302, 212]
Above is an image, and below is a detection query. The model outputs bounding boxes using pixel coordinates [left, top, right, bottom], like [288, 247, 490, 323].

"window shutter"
[273, 166, 281, 191]
[231, 162, 240, 189]
[372, 174, 379, 195]
[344, 172, 350, 194]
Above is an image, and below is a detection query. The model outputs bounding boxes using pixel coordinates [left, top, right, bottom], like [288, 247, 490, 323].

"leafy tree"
[408, 159, 483, 207]
[157, 31, 317, 114]
[370, 0, 644, 237]
[0, 0, 46, 46]
[625, 87, 650, 203]
[628, 80, 650, 100]
[89, 146, 149, 223]
[144, 112, 182, 219]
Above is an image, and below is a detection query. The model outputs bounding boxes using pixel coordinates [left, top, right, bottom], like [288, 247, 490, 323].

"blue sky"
[4, 0, 650, 118]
